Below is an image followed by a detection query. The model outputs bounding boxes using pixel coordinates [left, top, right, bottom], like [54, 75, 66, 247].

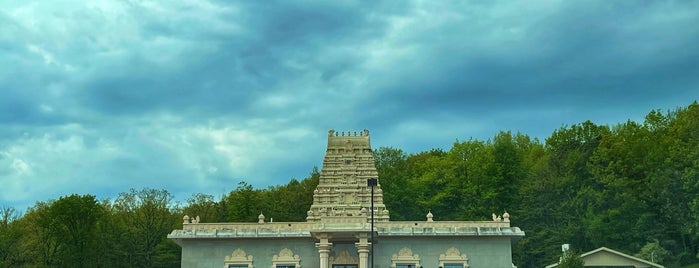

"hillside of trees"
[1, 102, 697, 267]
[375, 101, 699, 267]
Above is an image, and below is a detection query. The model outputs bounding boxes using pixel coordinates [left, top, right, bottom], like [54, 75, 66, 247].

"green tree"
[374, 147, 416, 220]
[669, 102, 699, 264]
[20, 195, 105, 267]
[587, 120, 667, 253]
[265, 168, 319, 222]
[0, 206, 23, 267]
[558, 249, 585, 268]
[225, 181, 266, 222]
[114, 188, 180, 267]
[446, 139, 493, 220]
[94, 199, 132, 268]
[48, 194, 104, 267]
[184, 193, 220, 223]
[488, 131, 524, 213]
[513, 121, 609, 267]
[20, 201, 61, 267]
[636, 240, 669, 265]
[408, 149, 450, 220]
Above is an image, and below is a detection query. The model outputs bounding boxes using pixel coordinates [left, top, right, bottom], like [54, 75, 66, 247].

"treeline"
[1, 102, 697, 267]
[0, 189, 182, 267]
[374, 101, 699, 267]
[0, 175, 320, 267]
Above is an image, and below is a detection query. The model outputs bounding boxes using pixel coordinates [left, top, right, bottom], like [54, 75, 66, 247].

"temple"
[168, 129, 525, 268]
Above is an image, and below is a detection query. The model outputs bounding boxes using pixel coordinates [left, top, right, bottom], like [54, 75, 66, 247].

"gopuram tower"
[306, 129, 389, 223]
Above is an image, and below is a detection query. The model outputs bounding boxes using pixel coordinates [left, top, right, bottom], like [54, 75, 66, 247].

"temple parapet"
[168, 220, 521, 239]
[328, 129, 370, 137]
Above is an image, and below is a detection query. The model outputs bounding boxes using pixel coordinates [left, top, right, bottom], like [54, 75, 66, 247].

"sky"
[1, 0, 698, 212]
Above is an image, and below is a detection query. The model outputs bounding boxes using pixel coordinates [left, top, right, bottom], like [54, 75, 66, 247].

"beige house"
[545, 247, 664, 268]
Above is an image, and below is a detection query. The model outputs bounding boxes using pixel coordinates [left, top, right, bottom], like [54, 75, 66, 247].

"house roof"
[545, 247, 665, 268]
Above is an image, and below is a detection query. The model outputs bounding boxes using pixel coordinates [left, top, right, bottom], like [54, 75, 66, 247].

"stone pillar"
[356, 233, 370, 268]
[316, 237, 332, 268]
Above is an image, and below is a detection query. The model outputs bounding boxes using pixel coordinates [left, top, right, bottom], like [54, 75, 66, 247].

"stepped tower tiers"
[306, 129, 390, 222]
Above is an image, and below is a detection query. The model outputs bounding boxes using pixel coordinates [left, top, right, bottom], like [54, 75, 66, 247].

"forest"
[1, 102, 697, 268]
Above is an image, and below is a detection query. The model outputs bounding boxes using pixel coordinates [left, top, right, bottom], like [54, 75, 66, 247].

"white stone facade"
[169, 130, 525, 268]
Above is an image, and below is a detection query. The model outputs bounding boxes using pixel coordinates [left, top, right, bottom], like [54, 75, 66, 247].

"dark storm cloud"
[66, 1, 404, 119]
[357, 1, 699, 138]
[78, 72, 259, 115]
[0, 91, 40, 124]
[1, 0, 697, 211]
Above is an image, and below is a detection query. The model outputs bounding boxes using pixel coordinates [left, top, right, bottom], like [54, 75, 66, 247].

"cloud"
[0, 0, 697, 211]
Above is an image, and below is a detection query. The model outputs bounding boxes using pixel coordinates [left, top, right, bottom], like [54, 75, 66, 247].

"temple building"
[168, 129, 525, 268]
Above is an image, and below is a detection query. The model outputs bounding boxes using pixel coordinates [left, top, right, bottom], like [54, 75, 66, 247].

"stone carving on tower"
[306, 129, 390, 222]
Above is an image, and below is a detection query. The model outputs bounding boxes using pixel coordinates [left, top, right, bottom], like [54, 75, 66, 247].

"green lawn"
[682, 263, 699, 268]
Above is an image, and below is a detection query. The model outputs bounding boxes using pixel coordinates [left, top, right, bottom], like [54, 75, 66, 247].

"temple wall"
[180, 236, 514, 268]
[374, 236, 513, 268]
[181, 238, 318, 268]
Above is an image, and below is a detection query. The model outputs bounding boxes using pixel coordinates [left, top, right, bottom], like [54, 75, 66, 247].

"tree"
[19, 195, 105, 267]
[587, 119, 674, 254]
[373, 147, 415, 220]
[20, 201, 61, 267]
[489, 131, 524, 213]
[669, 102, 699, 264]
[272, 169, 319, 222]
[184, 193, 220, 223]
[558, 249, 585, 268]
[225, 181, 265, 222]
[636, 240, 669, 265]
[447, 139, 493, 220]
[114, 188, 180, 267]
[0, 206, 23, 266]
[94, 199, 132, 268]
[408, 149, 449, 220]
[48, 194, 104, 267]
